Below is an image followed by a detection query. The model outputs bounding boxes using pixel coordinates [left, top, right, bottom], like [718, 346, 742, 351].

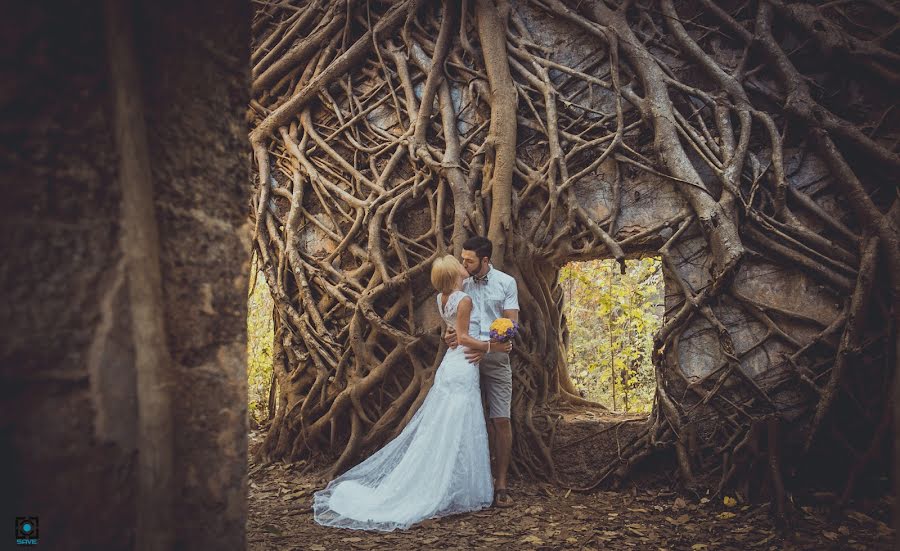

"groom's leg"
[480, 380, 497, 481]
[481, 352, 513, 492]
[493, 417, 512, 491]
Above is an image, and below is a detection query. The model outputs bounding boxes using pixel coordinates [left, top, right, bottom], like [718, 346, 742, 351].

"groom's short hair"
[463, 236, 492, 261]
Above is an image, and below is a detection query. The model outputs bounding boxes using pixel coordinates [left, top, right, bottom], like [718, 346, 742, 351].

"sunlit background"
[561, 258, 662, 413]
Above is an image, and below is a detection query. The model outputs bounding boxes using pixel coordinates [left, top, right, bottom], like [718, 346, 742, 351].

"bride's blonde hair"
[431, 254, 462, 294]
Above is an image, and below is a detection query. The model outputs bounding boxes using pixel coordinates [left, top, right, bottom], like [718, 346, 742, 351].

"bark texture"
[2, 1, 251, 548]
[249, 0, 898, 508]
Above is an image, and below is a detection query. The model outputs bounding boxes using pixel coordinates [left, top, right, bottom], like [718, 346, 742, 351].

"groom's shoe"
[494, 488, 513, 508]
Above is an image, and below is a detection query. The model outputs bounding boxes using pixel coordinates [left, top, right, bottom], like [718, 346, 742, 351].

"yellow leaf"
[723, 496, 737, 507]
[521, 535, 544, 545]
[718, 512, 736, 519]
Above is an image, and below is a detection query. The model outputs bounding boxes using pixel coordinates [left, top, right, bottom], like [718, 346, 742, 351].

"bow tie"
[473, 274, 489, 285]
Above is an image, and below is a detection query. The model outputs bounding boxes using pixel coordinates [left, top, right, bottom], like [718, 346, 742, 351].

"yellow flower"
[490, 318, 514, 333]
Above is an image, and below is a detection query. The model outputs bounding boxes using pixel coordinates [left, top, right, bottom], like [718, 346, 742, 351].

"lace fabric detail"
[312, 292, 492, 531]
[437, 290, 480, 338]
[437, 290, 463, 322]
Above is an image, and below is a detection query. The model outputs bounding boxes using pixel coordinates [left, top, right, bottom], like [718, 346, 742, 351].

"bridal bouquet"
[489, 318, 519, 343]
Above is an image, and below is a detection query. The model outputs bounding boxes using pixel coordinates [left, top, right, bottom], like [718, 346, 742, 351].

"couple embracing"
[313, 236, 520, 531]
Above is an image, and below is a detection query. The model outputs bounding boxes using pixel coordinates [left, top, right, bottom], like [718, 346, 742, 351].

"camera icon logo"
[16, 517, 39, 546]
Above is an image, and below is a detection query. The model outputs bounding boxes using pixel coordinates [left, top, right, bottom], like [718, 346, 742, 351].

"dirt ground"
[246, 430, 895, 550]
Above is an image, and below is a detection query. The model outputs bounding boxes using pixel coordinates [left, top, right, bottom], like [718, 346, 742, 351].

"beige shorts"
[480, 352, 512, 419]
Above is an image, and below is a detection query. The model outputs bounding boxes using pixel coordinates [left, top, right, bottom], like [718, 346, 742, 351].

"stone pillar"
[1, 1, 251, 549]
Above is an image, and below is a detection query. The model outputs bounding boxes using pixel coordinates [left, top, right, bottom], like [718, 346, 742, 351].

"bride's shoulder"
[449, 290, 471, 306]
[437, 290, 468, 306]
[453, 289, 472, 301]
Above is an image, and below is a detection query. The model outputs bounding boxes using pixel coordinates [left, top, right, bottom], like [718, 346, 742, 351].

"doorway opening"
[560, 257, 663, 413]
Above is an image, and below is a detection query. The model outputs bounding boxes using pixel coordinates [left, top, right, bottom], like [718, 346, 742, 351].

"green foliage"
[560, 257, 663, 413]
[247, 265, 275, 425]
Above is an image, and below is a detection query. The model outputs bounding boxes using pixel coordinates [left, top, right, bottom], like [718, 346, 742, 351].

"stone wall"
[1, 1, 250, 548]
[511, 4, 849, 418]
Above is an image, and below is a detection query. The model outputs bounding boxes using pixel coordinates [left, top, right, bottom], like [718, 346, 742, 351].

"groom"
[446, 236, 519, 508]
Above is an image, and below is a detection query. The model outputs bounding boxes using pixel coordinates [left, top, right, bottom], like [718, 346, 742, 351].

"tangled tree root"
[248, 0, 899, 501]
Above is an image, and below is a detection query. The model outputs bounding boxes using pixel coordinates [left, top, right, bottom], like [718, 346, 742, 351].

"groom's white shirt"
[463, 264, 519, 341]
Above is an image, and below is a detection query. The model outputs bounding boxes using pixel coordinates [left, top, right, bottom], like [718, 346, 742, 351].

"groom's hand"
[444, 328, 459, 348]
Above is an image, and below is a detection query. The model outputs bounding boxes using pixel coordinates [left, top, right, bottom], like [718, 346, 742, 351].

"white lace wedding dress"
[312, 290, 493, 531]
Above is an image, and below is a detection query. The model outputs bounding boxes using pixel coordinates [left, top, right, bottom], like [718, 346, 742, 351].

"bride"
[312, 254, 510, 531]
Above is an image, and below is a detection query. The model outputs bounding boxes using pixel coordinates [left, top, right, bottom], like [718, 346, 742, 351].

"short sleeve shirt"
[462, 265, 519, 340]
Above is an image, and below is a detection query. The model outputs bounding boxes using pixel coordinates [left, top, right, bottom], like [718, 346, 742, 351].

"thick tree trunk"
[248, 0, 898, 496]
[476, 0, 518, 268]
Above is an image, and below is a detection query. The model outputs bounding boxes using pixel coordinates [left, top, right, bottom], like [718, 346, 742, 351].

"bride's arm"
[455, 297, 490, 352]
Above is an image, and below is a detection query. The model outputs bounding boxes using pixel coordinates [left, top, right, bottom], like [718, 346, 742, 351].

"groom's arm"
[502, 278, 520, 323]
[501, 309, 519, 323]
[500, 278, 520, 352]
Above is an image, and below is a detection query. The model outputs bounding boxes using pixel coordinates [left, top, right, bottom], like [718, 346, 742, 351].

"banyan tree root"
[248, 0, 899, 496]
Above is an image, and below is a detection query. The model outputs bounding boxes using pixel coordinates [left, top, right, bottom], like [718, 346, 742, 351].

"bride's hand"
[464, 347, 484, 364]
